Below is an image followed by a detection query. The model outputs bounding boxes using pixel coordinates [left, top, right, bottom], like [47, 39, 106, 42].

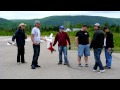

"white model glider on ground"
[7, 42, 16, 46]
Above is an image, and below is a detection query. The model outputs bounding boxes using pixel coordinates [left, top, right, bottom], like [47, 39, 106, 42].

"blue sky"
[0, 11, 120, 19]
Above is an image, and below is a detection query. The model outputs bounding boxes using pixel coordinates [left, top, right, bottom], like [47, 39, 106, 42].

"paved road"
[0, 37, 120, 79]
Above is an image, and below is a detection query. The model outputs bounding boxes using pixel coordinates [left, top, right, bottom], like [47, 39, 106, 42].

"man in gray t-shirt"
[31, 20, 46, 69]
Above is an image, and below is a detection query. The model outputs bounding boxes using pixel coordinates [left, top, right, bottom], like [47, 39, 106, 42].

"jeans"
[17, 46, 25, 63]
[32, 44, 40, 66]
[93, 48, 104, 70]
[58, 46, 69, 64]
[105, 48, 112, 67]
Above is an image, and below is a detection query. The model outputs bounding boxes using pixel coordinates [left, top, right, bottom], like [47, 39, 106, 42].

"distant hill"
[0, 18, 12, 23]
[0, 18, 17, 29]
[11, 16, 120, 26]
[0, 16, 120, 29]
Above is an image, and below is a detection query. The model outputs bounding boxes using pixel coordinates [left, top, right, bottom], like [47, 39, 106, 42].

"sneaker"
[64, 63, 70, 67]
[31, 65, 36, 69]
[21, 62, 27, 64]
[35, 65, 41, 68]
[78, 64, 82, 67]
[64, 62, 68, 65]
[93, 69, 97, 72]
[104, 66, 111, 69]
[58, 62, 62, 65]
[98, 70, 105, 73]
[85, 64, 89, 67]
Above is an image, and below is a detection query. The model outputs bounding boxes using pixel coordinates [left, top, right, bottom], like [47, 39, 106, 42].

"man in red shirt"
[53, 26, 71, 66]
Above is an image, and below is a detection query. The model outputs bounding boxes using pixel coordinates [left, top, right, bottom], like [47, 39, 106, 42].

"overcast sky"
[0, 11, 120, 20]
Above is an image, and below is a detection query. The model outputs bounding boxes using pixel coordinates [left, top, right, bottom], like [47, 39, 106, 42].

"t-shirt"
[76, 30, 90, 45]
[31, 27, 41, 43]
[104, 37, 106, 46]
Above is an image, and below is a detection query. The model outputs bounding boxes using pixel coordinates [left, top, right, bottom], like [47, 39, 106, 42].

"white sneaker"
[78, 64, 82, 67]
[93, 69, 97, 72]
[98, 70, 105, 73]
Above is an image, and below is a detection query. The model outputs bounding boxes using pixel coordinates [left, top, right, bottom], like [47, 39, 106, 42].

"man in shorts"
[75, 25, 90, 67]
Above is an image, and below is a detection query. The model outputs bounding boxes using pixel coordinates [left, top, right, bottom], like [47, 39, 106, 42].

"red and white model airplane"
[45, 33, 56, 53]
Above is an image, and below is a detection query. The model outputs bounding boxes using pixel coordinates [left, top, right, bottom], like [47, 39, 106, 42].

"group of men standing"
[12, 20, 114, 73]
[75, 23, 114, 73]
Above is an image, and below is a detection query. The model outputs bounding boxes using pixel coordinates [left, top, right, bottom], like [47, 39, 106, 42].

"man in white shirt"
[31, 20, 46, 69]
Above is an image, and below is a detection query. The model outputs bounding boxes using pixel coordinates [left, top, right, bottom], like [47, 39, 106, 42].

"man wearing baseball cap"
[90, 23, 105, 73]
[31, 20, 46, 69]
[53, 25, 71, 66]
[12, 23, 27, 64]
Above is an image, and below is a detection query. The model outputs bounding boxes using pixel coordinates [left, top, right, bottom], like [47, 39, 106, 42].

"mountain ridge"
[0, 15, 120, 29]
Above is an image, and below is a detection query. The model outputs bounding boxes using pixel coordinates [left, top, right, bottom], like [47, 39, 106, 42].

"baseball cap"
[34, 20, 41, 25]
[94, 23, 101, 27]
[19, 23, 26, 27]
[59, 25, 64, 29]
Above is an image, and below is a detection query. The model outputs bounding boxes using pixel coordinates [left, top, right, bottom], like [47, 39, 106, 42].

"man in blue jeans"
[103, 27, 114, 69]
[90, 23, 105, 73]
[31, 20, 46, 69]
[53, 26, 71, 66]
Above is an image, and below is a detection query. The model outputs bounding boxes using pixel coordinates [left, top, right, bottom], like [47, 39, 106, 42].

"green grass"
[113, 47, 120, 53]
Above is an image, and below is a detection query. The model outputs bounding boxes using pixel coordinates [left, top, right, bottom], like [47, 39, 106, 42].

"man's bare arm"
[75, 37, 79, 47]
[40, 37, 46, 41]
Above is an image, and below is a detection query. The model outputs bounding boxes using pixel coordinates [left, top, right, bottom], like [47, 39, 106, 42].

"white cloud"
[0, 11, 120, 19]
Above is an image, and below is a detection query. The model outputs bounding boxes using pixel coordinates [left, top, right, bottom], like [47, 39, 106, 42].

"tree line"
[0, 22, 120, 36]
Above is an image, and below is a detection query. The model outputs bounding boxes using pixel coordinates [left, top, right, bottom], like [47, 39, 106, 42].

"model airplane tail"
[48, 42, 56, 53]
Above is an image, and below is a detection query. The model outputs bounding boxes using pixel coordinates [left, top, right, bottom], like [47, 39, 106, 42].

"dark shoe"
[21, 61, 27, 64]
[31, 65, 35, 69]
[64, 63, 67, 65]
[58, 62, 62, 65]
[85, 64, 89, 67]
[64, 63, 70, 67]
[104, 66, 111, 69]
[35, 65, 41, 67]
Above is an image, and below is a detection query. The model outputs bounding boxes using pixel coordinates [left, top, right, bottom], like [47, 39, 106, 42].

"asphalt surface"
[0, 36, 120, 79]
